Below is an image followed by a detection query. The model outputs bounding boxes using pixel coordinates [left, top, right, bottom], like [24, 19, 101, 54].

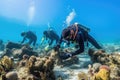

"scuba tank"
[74, 23, 90, 33]
[74, 23, 90, 47]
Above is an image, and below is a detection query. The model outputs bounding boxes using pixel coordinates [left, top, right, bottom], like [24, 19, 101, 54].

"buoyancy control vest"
[68, 23, 90, 46]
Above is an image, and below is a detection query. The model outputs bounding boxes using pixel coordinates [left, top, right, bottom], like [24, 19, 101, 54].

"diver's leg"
[33, 40, 36, 46]
[33, 38, 37, 46]
[87, 34, 102, 49]
[56, 38, 59, 44]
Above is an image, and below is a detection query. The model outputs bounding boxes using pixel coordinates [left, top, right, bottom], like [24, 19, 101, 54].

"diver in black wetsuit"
[55, 23, 102, 59]
[21, 31, 37, 46]
[42, 30, 60, 46]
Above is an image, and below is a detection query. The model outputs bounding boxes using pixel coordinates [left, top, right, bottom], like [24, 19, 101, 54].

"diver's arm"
[40, 36, 45, 45]
[59, 32, 85, 59]
[70, 41, 84, 56]
[49, 39, 53, 46]
[21, 37, 26, 44]
[67, 34, 84, 57]
[54, 36, 63, 51]
[59, 40, 84, 60]
[58, 36, 63, 45]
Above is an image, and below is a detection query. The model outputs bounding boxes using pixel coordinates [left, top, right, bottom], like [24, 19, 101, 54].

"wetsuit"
[44, 30, 60, 46]
[57, 24, 102, 59]
[21, 31, 37, 46]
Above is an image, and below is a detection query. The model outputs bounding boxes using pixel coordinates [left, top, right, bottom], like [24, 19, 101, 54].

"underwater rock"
[50, 49, 79, 66]
[4, 44, 38, 59]
[61, 56, 79, 67]
[17, 55, 55, 80]
[26, 74, 39, 80]
[88, 63, 102, 77]
[5, 41, 22, 49]
[19, 46, 38, 58]
[88, 48, 107, 63]
[5, 71, 18, 80]
[92, 63, 102, 73]
[56, 76, 63, 80]
[12, 49, 22, 58]
[77, 71, 88, 80]
[3, 48, 12, 57]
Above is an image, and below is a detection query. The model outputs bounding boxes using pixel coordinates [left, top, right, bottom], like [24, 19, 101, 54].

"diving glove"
[45, 45, 49, 51]
[63, 43, 67, 47]
[54, 44, 60, 51]
[40, 37, 45, 45]
[59, 53, 72, 59]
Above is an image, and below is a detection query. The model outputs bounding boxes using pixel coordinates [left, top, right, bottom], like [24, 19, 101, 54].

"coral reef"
[90, 65, 110, 80]
[17, 55, 55, 80]
[78, 71, 88, 80]
[88, 48, 120, 80]
[5, 71, 18, 80]
[5, 41, 22, 49]
[1, 42, 120, 80]
[3, 42, 38, 59]
[0, 56, 14, 71]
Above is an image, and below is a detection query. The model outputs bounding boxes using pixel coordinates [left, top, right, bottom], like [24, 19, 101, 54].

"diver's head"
[21, 32, 26, 36]
[62, 28, 71, 40]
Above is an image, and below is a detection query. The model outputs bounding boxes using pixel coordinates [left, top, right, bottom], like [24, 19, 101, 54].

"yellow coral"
[92, 69, 110, 80]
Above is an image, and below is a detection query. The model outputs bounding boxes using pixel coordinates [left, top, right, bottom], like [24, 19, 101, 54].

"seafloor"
[0, 42, 120, 80]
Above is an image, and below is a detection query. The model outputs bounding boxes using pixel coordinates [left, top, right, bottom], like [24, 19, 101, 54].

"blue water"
[0, 15, 119, 44]
[0, 16, 62, 44]
[0, 0, 120, 44]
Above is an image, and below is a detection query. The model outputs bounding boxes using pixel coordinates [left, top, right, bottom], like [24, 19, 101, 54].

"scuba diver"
[40, 29, 60, 50]
[55, 22, 102, 59]
[21, 31, 37, 46]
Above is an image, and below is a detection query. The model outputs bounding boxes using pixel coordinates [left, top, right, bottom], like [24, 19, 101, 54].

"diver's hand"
[59, 53, 72, 59]
[44, 45, 50, 51]
[54, 44, 60, 51]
